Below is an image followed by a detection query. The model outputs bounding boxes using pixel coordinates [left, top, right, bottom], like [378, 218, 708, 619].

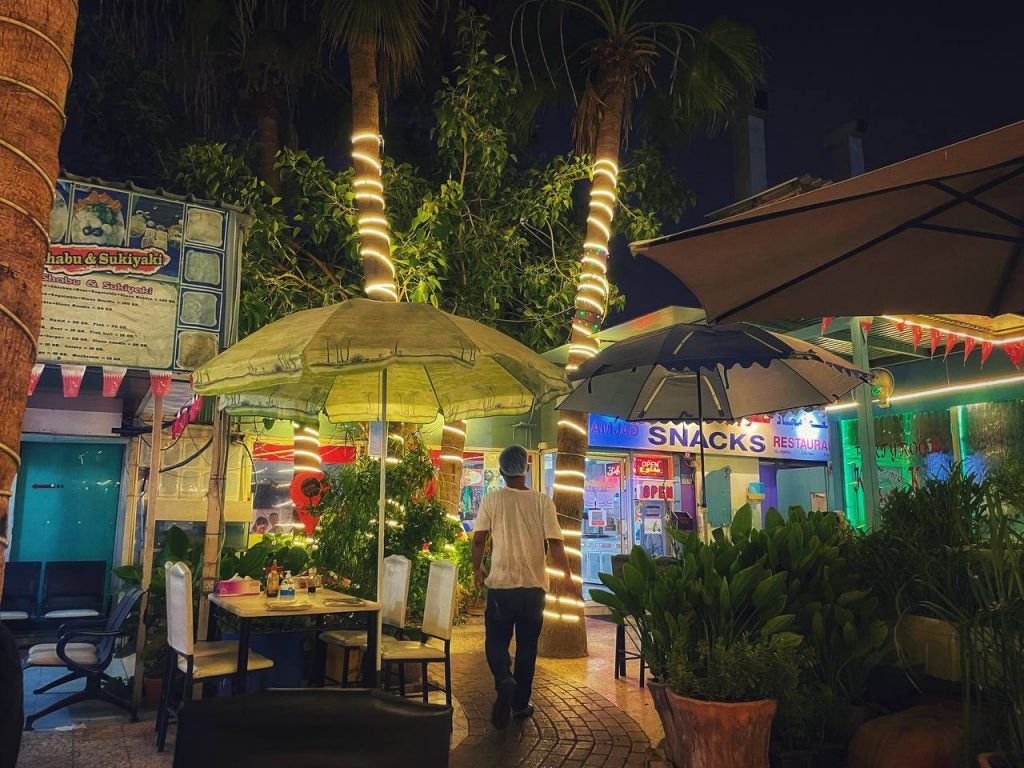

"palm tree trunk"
[539, 83, 627, 659]
[0, 0, 77, 600]
[254, 91, 282, 190]
[348, 37, 397, 302]
[437, 419, 466, 524]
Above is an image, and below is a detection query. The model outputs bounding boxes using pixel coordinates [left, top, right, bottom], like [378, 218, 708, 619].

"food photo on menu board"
[38, 180, 234, 373]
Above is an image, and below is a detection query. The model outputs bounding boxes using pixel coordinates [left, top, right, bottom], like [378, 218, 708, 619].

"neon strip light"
[882, 315, 1024, 345]
[583, 241, 609, 253]
[555, 469, 586, 479]
[589, 200, 615, 219]
[553, 483, 584, 494]
[558, 419, 588, 436]
[569, 343, 598, 357]
[360, 249, 396, 274]
[293, 449, 321, 463]
[579, 282, 608, 298]
[826, 373, 1024, 412]
[351, 151, 382, 171]
[594, 158, 619, 174]
[587, 216, 611, 240]
[560, 529, 582, 538]
[572, 322, 594, 337]
[353, 178, 383, 189]
[593, 167, 617, 184]
[357, 226, 391, 243]
[355, 192, 386, 205]
[564, 546, 582, 558]
[358, 215, 389, 228]
[351, 132, 382, 145]
[591, 189, 616, 202]
[366, 283, 398, 300]
[581, 255, 607, 272]
[576, 295, 605, 314]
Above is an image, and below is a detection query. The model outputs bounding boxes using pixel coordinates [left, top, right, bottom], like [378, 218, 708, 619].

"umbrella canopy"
[192, 299, 569, 423]
[559, 322, 868, 421]
[632, 120, 1024, 322]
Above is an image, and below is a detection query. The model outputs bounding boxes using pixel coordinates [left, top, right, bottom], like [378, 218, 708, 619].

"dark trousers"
[484, 587, 545, 711]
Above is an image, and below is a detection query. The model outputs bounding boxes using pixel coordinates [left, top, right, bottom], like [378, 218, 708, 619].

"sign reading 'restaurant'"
[38, 180, 240, 372]
[588, 412, 830, 462]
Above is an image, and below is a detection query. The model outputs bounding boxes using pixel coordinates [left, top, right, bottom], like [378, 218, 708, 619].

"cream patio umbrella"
[192, 298, 570, 670]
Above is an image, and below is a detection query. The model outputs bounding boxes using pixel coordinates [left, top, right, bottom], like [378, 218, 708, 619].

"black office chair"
[23, 588, 143, 730]
[1, 561, 41, 621]
[41, 561, 107, 619]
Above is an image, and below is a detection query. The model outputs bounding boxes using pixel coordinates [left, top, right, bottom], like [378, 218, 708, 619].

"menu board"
[38, 180, 233, 371]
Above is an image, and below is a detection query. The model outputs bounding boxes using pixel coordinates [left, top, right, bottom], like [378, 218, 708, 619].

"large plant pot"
[895, 614, 960, 681]
[648, 681, 777, 768]
[978, 753, 1011, 768]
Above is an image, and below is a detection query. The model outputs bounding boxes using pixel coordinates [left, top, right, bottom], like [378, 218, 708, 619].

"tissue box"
[215, 577, 261, 596]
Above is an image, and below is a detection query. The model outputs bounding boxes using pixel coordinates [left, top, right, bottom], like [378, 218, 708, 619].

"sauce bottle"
[266, 559, 280, 598]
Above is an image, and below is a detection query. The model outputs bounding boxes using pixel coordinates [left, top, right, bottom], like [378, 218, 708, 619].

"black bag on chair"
[173, 688, 453, 768]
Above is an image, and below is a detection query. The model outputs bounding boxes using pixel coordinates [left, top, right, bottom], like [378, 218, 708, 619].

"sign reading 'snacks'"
[38, 180, 241, 371]
[588, 412, 830, 462]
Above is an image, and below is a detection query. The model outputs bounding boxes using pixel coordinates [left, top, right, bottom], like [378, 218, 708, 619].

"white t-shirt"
[473, 487, 563, 590]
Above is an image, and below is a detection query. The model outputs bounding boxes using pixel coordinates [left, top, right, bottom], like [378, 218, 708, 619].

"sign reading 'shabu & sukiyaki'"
[38, 180, 242, 372]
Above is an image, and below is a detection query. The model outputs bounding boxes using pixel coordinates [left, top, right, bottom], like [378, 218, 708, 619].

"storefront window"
[458, 451, 533, 528]
[958, 401, 1024, 478]
[839, 410, 954, 528]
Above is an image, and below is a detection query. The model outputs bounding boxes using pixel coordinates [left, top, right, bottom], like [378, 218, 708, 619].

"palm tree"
[0, 0, 78, 600]
[322, 0, 429, 303]
[515, 0, 762, 657]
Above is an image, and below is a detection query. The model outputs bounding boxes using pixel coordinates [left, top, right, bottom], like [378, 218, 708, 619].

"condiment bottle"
[266, 559, 280, 598]
[307, 566, 318, 594]
[280, 571, 296, 599]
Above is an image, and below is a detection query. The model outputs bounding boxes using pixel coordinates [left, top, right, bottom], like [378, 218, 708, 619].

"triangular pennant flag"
[896, 319, 906, 333]
[860, 318, 873, 341]
[1005, 342, 1024, 369]
[61, 364, 87, 398]
[944, 333, 960, 358]
[821, 317, 834, 335]
[27, 363, 44, 396]
[150, 370, 173, 397]
[911, 325, 923, 350]
[102, 366, 127, 397]
[929, 328, 942, 357]
[980, 341, 994, 366]
[962, 336, 977, 362]
[188, 395, 203, 421]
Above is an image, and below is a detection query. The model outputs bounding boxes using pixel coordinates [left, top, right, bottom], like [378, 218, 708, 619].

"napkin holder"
[215, 576, 261, 596]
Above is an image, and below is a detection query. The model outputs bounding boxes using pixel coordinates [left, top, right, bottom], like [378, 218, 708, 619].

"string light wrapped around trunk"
[350, 131, 397, 302]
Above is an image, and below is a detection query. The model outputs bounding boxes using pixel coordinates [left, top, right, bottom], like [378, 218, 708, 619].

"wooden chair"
[156, 562, 273, 752]
[319, 554, 412, 687]
[23, 587, 143, 729]
[381, 560, 457, 707]
[1, 561, 41, 621]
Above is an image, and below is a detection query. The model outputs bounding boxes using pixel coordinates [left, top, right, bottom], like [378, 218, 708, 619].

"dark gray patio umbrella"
[632, 120, 1024, 322]
[558, 322, 868, 503]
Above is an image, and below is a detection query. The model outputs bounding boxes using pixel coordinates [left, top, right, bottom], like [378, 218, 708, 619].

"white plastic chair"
[319, 554, 412, 686]
[156, 561, 274, 751]
[381, 559, 457, 706]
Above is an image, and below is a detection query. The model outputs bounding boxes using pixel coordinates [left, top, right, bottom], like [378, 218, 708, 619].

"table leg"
[362, 610, 379, 688]
[233, 618, 251, 695]
[206, 604, 218, 642]
[311, 616, 326, 687]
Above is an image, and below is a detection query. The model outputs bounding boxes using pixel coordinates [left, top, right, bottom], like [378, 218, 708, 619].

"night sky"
[609, 1, 1024, 324]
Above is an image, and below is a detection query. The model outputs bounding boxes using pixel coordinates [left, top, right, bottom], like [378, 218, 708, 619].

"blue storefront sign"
[588, 411, 830, 462]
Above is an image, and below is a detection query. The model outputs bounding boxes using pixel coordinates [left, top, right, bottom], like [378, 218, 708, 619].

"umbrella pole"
[696, 371, 707, 507]
[376, 368, 387, 680]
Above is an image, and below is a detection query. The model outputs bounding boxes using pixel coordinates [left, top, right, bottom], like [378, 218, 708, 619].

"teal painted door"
[12, 442, 123, 572]
[705, 467, 733, 527]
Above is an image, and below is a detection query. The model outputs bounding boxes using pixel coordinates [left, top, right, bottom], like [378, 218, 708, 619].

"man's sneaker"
[513, 704, 534, 720]
[491, 678, 516, 729]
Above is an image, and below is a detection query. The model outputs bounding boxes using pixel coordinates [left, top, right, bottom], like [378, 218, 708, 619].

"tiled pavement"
[17, 617, 661, 767]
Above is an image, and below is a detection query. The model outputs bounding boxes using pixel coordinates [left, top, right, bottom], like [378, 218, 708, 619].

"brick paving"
[448, 645, 651, 768]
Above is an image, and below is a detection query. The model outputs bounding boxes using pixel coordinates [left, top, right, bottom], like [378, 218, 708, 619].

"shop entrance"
[11, 441, 124, 574]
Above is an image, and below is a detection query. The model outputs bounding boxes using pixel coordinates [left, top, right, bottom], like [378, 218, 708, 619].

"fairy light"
[572, 322, 594, 337]
[583, 242, 609, 254]
[357, 226, 391, 243]
[581, 256, 608, 272]
[579, 281, 608, 298]
[385, 456, 400, 466]
[564, 546, 582, 558]
[353, 177, 383, 189]
[359, 215, 389, 228]
[591, 188, 616, 202]
[587, 215, 611, 240]
[546, 567, 584, 583]
[360, 249, 396, 274]
[559, 529, 582, 538]
[351, 132, 382, 146]
[593, 167, 618, 184]
[293, 448, 321, 464]
[354, 191, 386, 205]
[553, 482, 584, 494]
[825, 372, 1024, 412]
[557, 419, 588, 437]
[576, 294, 605, 314]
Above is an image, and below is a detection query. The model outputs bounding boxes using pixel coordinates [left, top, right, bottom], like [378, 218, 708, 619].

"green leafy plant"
[667, 636, 806, 704]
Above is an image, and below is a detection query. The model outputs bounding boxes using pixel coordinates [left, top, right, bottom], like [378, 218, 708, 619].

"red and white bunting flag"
[962, 336, 977, 362]
[896, 319, 906, 333]
[61, 364, 87, 398]
[27, 363, 44, 396]
[859, 318, 873, 341]
[911, 325, 923, 350]
[944, 333, 960, 358]
[149, 370, 173, 397]
[929, 328, 942, 357]
[980, 341, 995, 366]
[1005, 342, 1024, 369]
[820, 317, 834, 335]
[102, 366, 127, 397]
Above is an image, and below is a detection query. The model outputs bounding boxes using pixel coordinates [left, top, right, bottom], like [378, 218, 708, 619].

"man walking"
[472, 445, 577, 729]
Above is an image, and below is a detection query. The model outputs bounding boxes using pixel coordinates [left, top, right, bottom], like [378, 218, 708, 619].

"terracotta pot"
[977, 753, 1010, 768]
[143, 676, 164, 711]
[847, 704, 962, 768]
[648, 681, 777, 768]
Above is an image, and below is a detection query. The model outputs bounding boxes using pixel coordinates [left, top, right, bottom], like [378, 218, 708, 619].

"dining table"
[207, 588, 382, 694]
